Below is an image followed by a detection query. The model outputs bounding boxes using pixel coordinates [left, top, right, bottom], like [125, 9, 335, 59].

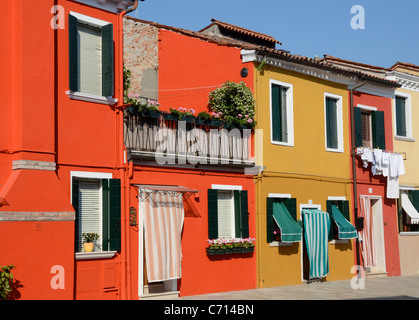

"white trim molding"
[211, 184, 242, 191]
[268, 193, 291, 199]
[66, 90, 118, 106]
[269, 79, 294, 147]
[324, 92, 344, 153]
[393, 91, 414, 140]
[386, 71, 419, 93]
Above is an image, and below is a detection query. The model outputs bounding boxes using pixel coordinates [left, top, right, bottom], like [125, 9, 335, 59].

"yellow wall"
[392, 87, 419, 188]
[254, 63, 357, 288]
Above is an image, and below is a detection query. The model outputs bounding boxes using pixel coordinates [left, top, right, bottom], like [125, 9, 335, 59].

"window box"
[163, 112, 179, 121]
[206, 248, 225, 255]
[149, 110, 162, 119]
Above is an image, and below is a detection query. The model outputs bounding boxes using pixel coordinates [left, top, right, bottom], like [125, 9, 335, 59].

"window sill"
[271, 140, 294, 147]
[66, 90, 118, 106]
[395, 135, 415, 142]
[400, 232, 419, 236]
[330, 239, 349, 244]
[326, 148, 344, 153]
[75, 251, 117, 260]
[270, 241, 295, 247]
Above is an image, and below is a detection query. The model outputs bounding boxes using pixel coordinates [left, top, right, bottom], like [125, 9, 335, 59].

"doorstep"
[366, 271, 388, 278]
[140, 291, 180, 300]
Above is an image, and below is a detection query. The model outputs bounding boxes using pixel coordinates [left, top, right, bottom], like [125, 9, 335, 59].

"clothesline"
[355, 147, 406, 199]
[352, 147, 407, 160]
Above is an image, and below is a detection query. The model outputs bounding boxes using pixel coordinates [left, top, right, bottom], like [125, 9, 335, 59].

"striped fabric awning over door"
[302, 209, 330, 279]
[143, 191, 185, 283]
[359, 196, 376, 267]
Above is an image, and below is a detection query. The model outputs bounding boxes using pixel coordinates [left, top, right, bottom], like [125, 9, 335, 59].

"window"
[68, 12, 114, 98]
[266, 196, 300, 243]
[324, 93, 343, 152]
[395, 93, 413, 140]
[270, 80, 294, 146]
[326, 199, 350, 240]
[72, 172, 121, 253]
[207, 188, 249, 240]
[398, 189, 419, 232]
[354, 106, 386, 150]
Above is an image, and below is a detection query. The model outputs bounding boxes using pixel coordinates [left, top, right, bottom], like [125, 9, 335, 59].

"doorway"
[359, 196, 387, 275]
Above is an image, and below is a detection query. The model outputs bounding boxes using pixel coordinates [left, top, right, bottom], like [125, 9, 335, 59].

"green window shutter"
[326, 98, 338, 149]
[102, 179, 110, 251]
[412, 190, 419, 212]
[208, 189, 218, 239]
[283, 198, 297, 221]
[109, 179, 121, 251]
[271, 84, 281, 142]
[101, 23, 114, 97]
[69, 14, 79, 92]
[72, 176, 80, 251]
[234, 190, 241, 238]
[339, 201, 351, 221]
[396, 97, 407, 136]
[266, 198, 274, 243]
[353, 107, 363, 148]
[102, 179, 121, 251]
[326, 200, 335, 241]
[372, 110, 386, 150]
[240, 190, 249, 238]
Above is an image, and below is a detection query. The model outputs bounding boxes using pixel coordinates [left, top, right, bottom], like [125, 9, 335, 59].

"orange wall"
[157, 29, 254, 113]
[350, 91, 401, 276]
[129, 166, 257, 297]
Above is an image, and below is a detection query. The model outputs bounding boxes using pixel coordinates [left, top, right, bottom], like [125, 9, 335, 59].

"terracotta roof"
[255, 48, 400, 87]
[322, 55, 392, 72]
[124, 17, 399, 88]
[391, 61, 419, 72]
[199, 19, 281, 45]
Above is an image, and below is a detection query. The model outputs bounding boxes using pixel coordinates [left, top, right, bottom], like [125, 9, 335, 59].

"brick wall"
[123, 18, 159, 100]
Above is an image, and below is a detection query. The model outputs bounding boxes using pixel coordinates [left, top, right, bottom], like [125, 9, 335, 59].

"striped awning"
[143, 191, 184, 283]
[331, 205, 358, 239]
[401, 191, 419, 224]
[273, 202, 302, 243]
[302, 209, 330, 279]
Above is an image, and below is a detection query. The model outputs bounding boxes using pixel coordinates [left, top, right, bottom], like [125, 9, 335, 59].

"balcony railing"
[123, 111, 255, 168]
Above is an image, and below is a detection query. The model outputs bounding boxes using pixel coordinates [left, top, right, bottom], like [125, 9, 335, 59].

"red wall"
[130, 166, 257, 297]
[157, 29, 254, 113]
[350, 90, 401, 276]
[126, 29, 257, 297]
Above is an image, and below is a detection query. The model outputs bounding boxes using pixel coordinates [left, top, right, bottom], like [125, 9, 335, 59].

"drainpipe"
[118, 0, 139, 301]
[349, 78, 366, 269]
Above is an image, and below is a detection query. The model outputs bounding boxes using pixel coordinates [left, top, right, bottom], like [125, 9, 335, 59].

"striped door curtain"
[143, 191, 185, 283]
[359, 196, 376, 267]
[302, 209, 331, 279]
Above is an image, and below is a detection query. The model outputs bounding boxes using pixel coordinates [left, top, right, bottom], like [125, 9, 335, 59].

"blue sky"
[130, 0, 419, 68]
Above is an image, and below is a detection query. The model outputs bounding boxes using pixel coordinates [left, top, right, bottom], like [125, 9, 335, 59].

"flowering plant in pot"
[169, 107, 196, 122]
[82, 232, 100, 252]
[208, 81, 256, 129]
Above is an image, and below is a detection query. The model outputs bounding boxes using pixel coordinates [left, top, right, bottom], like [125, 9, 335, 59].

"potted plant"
[0, 265, 15, 300]
[169, 107, 196, 123]
[206, 239, 226, 255]
[82, 232, 100, 252]
[196, 111, 212, 125]
[209, 112, 224, 127]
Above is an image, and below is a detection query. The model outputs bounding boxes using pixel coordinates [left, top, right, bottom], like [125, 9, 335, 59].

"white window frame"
[394, 91, 414, 141]
[324, 92, 344, 153]
[211, 184, 243, 240]
[71, 171, 116, 260]
[66, 12, 118, 106]
[269, 79, 294, 147]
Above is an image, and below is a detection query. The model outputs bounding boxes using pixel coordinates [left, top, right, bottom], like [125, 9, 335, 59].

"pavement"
[178, 275, 419, 300]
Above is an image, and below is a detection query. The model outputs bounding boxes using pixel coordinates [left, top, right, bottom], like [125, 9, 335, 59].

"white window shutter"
[217, 191, 234, 239]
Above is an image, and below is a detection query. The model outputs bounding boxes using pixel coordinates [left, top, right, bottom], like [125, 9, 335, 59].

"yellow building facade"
[387, 63, 419, 275]
[242, 49, 360, 288]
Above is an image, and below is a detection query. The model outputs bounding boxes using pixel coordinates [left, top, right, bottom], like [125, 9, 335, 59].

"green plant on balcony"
[169, 107, 196, 122]
[0, 265, 15, 300]
[208, 81, 256, 129]
[206, 238, 255, 255]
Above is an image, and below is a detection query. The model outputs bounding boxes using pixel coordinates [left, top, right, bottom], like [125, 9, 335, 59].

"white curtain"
[143, 191, 184, 282]
[78, 24, 102, 96]
[359, 196, 376, 267]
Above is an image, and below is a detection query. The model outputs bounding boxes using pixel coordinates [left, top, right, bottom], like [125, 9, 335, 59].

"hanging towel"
[381, 152, 390, 177]
[387, 153, 406, 199]
[302, 209, 330, 279]
[372, 149, 383, 176]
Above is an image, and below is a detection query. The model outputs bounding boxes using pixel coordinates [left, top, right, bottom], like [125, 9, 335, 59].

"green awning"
[331, 205, 358, 239]
[273, 202, 302, 243]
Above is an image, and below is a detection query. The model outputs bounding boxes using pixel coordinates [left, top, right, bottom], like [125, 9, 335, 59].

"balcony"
[123, 111, 255, 168]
